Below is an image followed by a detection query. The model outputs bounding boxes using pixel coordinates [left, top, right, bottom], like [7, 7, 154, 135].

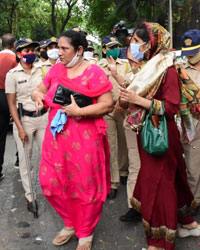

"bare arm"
[32, 82, 48, 111]
[6, 93, 28, 145]
[62, 91, 114, 117]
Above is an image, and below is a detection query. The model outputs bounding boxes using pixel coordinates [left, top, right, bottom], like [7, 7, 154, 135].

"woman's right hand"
[32, 90, 45, 112]
[18, 127, 28, 146]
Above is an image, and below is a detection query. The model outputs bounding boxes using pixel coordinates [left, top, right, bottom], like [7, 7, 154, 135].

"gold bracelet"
[82, 108, 86, 118]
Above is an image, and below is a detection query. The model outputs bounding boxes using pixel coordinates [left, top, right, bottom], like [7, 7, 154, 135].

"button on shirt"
[5, 63, 43, 111]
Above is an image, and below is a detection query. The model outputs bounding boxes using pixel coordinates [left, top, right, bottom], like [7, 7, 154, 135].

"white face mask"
[47, 48, 59, 60]
[66, 52, 80, 68]
[84, 51, 94, 58]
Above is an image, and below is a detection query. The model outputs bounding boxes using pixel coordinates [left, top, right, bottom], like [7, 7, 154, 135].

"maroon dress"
[132, 66, 194, 250]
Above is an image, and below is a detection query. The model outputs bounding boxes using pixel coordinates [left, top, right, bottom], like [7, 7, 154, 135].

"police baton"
[18, 103, 38, 218]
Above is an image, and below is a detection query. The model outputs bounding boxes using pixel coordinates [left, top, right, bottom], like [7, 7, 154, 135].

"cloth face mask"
[106, 48, 120, 59]
[20, 52, 36, 64]
[47, 48, 59, 60]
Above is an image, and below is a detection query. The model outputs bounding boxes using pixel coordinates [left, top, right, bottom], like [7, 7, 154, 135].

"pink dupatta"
[43, 62, 113, 135]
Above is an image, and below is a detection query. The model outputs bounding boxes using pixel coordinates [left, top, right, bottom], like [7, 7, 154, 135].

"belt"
[20, 107, 47, 118]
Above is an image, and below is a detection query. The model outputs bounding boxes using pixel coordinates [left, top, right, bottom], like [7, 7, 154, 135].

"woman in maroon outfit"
[118, 22, 200, 250]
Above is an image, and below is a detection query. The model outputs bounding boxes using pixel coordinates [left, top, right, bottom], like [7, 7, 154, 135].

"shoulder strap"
[126, 62, 130, 73]
[41, 67, 46, 79]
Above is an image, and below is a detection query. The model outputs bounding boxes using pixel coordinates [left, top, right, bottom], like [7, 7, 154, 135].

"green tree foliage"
[0, 0, 199, 47]
[82, 0, 200, 47]
[0, 0, 82, 40]
[81, 0, 127, 38]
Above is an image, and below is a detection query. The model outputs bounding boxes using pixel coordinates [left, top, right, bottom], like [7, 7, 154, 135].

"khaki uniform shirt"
[34, 59, 46, 67]
[84, 56, 98, 65]
[39, 59, 52, 75]
[182, 61, 200, 133]
[183, 61, 200, 87]
[5, 63, 44, 111]
[97, 58, 131, 102]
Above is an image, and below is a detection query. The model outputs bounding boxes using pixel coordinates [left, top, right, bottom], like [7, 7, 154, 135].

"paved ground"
[0, 130, 200, 250]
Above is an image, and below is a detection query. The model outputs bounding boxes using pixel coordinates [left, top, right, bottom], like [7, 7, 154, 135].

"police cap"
[45, 37, 58, 47]
[15, 38, 39, 51]
[102, 35, 121, 48]
[181, 29, 200, 56]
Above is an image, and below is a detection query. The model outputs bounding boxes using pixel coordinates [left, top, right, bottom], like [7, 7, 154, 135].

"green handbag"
[141, 100, 168, 156]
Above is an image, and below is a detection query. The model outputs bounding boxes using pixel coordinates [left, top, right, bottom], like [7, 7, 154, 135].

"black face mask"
[40, 50, 48, 60]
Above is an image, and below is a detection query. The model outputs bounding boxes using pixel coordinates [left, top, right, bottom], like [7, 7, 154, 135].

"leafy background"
[0, 0, 199, 49]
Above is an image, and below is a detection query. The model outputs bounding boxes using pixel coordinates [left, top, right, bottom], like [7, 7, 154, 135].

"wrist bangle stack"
[121, 81, 126, 87]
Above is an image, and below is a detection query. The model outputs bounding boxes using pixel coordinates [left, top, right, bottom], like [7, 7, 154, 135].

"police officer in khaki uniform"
[104, 51, 141, 220]
[97, 35, 129, 199]
[180, 30, 200, 216]
[5, 38, 48, 213]
[120, 77, 141, 221]
[41, 37, 58, 74]
[84, 40, 97, 64]
[35, 40, 49, 65]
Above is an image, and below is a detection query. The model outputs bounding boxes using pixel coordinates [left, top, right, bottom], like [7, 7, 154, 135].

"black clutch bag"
[53, 84, 93, 107]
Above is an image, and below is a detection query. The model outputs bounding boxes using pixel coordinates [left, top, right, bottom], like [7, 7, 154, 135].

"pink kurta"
[39, 63, 112, 237]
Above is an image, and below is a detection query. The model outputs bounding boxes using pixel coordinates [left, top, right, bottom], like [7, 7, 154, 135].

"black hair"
[60, 30, 88, 52]
[133, 23, 158, 59]
[133, 23, 150, 43]
[2, 33, 16, 49]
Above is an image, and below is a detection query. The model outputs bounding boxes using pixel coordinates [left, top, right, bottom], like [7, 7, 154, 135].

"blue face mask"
[20, 52, 36, 64]
[130, 42, 146, 60]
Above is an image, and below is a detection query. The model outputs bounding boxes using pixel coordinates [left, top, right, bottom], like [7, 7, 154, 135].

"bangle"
[82, 108, 86, 118]
[120, 81, 126, 87]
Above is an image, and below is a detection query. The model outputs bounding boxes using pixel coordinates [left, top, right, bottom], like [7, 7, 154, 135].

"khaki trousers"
[105, 112, 129, 189]
[125, 127, 141, 208]
[181, 122, 200, 204]
[13, 112, 48, 202]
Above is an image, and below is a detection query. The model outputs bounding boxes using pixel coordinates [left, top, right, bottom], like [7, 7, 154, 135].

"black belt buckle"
[32, 108, 46, 117]
[32, 110, 41, 117]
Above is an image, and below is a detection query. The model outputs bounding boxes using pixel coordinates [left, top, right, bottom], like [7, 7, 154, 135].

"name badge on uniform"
[18, 80, 27, 84]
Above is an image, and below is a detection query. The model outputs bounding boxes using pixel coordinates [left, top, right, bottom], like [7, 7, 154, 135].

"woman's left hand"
[61, 95, 82, 116]
[118, 86, 139, 104]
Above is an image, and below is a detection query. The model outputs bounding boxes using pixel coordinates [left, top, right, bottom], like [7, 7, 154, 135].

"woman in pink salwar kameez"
[32, 30, 113, 250]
